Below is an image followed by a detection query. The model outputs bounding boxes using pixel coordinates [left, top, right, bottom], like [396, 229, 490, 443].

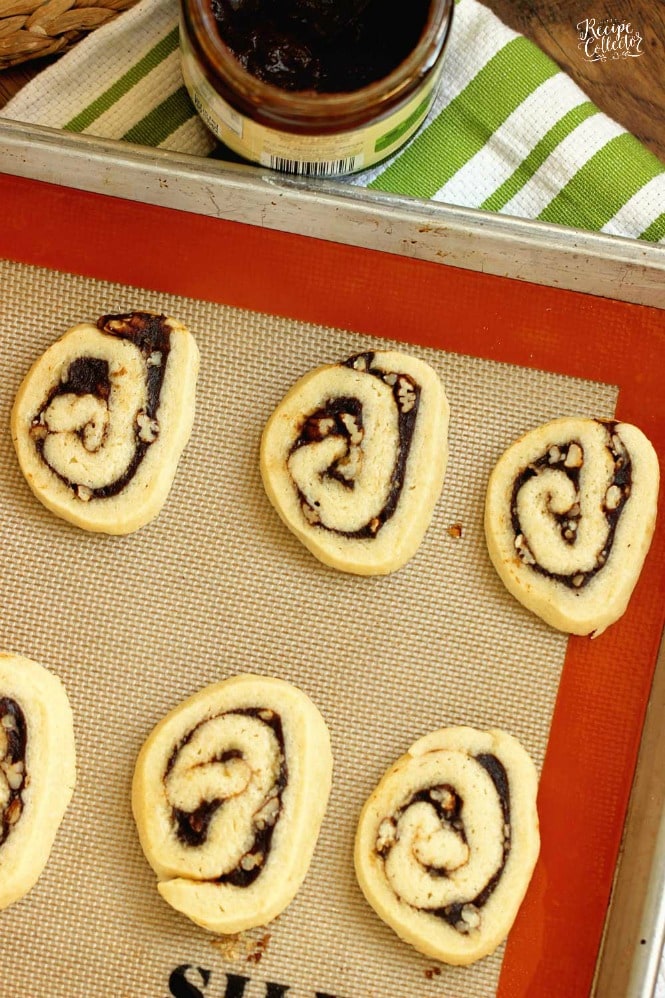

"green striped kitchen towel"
[3, 0, 664, 243]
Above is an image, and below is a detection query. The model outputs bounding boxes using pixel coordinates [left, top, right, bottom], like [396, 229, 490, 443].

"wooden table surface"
[0, 0, 664, 164]
[485, 0, 665, 164]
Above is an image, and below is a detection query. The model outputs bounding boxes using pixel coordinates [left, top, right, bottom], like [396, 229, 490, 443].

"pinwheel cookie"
[12, 311, 199, 534]
[132, 674, 333, 934]
[355, 726, 539, 966]
[0, 653, 76, 911]
[485, 417, 660, 636]
[260, 350, 450, 575]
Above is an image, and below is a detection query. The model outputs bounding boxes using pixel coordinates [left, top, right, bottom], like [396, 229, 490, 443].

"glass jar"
[179, 0, 455, 177]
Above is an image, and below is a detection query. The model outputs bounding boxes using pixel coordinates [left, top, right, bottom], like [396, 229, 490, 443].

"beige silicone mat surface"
[0, 259, 618, 998]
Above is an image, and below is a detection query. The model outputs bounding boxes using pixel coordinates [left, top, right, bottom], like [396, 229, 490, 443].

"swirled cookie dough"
[12, 311, 200, 534]
[485, 418, 660, 636]
[260, 350, 450, 575]
[355, 727, 539, 966]
[132, 674, 333, 934]
[0, 653, 76, 911]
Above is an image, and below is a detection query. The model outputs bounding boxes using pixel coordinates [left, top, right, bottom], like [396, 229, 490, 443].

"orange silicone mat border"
[1, 172, 664, 998]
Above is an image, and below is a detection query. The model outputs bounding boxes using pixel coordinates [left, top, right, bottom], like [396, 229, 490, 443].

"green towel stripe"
[538, 132, 665, 231]
[64, 26, 179, 133]
[122, 85, 196, 146]
[480, 102, 599, 212]
[638, 212, 665, 243]
[368, 36, 558, 200]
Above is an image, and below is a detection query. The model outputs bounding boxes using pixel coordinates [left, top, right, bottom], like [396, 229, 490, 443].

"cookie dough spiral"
[260, 350, 449, 575]
[132, 674, 333, 934]
[11, 311, 199, 534]
[485, 418, 660, 635]
[0, 653, 76, 911]
[355, 727, 539, 966]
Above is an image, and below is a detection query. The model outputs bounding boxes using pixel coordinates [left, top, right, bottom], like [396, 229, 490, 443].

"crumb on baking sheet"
[246, 933, 271, 964]
[425, 966, 442, 979]
[447, 522, 464, 539]
[210, 931, 271, 963]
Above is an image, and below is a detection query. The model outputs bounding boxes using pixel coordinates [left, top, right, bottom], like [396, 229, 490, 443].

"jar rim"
[181, 0, 455, 133]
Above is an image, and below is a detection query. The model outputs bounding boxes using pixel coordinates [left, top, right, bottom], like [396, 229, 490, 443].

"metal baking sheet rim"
[1, 113, 665, 998]
[594, 630, 665, 998]
[0, 117, 663, 310]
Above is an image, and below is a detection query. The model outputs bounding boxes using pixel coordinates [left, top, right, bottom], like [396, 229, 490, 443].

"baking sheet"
[0, 167, 664, 997]
[0, 256, 642, 997]
[0, 119, 664, 308]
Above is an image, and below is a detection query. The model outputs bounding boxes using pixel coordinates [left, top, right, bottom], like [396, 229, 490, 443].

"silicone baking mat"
[0, 173, 664, 998]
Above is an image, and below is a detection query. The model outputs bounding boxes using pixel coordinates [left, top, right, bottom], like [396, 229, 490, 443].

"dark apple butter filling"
[31, 312, 171, 500]
[289, 352, 421, 539]
[510, 420, 632, 589]
[0, 697, 27, 845]
[377, 754, 511, 932]
[210, 0, 432, 92]
[433, 753, 510, 929]
[166, 708, 287, 887]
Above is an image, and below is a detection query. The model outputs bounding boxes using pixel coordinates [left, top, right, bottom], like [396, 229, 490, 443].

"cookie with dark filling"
[132, 674, 333, 934]
[260, 350, 450, 575]
[354, 726, 539, 965]
[0, 653, 76, 911]
[11, 312, 199, 534]
[485, 417, 660, 636]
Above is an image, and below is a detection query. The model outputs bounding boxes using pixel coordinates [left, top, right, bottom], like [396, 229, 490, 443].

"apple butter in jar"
[180, 0, 454, 176]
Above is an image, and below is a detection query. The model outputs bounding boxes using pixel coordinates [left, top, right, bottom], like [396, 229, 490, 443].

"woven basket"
[0, 0, 138, 69]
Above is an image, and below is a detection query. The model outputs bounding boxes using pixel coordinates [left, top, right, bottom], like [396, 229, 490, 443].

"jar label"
[180, 20, 442, 178]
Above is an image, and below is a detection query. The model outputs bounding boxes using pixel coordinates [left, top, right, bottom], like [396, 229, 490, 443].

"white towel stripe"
[600, 174, 665, 241]
[433, 74, 589, 207]
[433, 0, 519, 116]
[500, 114, 626, 219]
[81, 51, 182, 139]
